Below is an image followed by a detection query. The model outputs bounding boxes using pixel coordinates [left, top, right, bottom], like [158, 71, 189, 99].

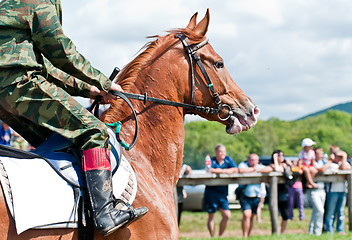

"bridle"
[176, 34, 218, 108]
[175, 33, 234, 121]
[90, 33, 234, 149]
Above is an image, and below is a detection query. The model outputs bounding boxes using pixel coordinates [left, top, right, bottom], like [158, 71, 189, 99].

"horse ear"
[193, 9, 210, 36]
[186, 12, 198, 29]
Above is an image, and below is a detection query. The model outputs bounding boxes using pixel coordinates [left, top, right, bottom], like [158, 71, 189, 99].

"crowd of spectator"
[192, 138, 352, 238]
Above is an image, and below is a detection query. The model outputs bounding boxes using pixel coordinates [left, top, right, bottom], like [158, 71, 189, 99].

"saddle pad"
[0, 154, 137, 235]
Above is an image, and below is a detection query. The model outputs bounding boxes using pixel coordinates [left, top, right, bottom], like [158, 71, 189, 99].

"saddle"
[0, 127, 137, 235]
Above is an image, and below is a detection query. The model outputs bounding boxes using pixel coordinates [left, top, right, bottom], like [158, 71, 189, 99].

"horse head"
[179, 9, 260, 134]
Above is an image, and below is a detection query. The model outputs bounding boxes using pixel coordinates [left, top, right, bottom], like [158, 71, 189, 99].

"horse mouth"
[225, 107, 260, 134]
[225, 115, 249, 134]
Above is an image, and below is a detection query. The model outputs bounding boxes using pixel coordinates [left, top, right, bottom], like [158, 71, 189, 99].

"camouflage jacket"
[0, 0, 111, 95]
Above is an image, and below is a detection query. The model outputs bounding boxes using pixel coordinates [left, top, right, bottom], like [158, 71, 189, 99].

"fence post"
[347, 174, 352, 231]
[269, 175, 279, 235]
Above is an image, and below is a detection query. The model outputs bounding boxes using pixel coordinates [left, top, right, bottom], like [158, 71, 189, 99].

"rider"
[0, 0, 147, 236]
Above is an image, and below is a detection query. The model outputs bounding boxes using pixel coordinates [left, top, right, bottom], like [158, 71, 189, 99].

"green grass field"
[179, 206, 352, 239]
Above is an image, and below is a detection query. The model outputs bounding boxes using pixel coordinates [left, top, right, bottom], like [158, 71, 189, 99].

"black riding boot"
[83, 148, 148, 236]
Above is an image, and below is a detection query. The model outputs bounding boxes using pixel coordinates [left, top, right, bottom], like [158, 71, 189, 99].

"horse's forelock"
[168, 28, 207, 44]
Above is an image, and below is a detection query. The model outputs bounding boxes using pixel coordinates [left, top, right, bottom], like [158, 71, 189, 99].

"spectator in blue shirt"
[204, 144, 238, 237]
[0, 121, 13, 146]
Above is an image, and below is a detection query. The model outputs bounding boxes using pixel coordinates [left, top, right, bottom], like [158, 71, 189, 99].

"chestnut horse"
[0, 10, 259, 240]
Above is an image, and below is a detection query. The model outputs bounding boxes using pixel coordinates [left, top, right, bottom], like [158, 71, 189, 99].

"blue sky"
[62, 0, 352, 121]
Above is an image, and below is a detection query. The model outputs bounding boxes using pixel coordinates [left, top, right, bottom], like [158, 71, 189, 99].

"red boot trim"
[82, 148, 111, 171]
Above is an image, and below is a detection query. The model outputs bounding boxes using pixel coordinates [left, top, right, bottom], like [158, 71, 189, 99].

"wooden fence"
[177, 170, 352, 234]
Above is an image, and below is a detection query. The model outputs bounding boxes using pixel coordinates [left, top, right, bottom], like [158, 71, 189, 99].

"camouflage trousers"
[0, 69, 109, 150]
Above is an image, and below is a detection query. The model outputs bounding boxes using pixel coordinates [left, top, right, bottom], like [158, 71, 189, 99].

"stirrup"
[114, 199, 147, 228]
[114, 199, 136, 221]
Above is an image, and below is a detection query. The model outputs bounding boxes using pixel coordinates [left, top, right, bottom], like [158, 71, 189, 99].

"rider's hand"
[102, 82, 124, 103]
[89, 83, 124, 104]
[89, 85, 101, 99]
[110, 82, 124, 92]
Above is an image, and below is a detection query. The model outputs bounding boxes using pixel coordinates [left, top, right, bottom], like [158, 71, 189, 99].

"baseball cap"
[301, 138, 316, 147]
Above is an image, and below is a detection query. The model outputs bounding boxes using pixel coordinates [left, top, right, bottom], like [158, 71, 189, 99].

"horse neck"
[104, 49, 188, 188]
[131, 101, 185, 188]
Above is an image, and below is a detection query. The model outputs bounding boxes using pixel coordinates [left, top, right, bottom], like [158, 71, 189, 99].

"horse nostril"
[253, 107, 260, 116]
[247, 107, 259, 117]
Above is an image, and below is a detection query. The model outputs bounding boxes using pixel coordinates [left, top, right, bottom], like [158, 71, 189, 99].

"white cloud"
[229, 0, 283, 25]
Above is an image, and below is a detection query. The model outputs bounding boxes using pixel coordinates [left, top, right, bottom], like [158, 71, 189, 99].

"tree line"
[183, 110, 352, 169]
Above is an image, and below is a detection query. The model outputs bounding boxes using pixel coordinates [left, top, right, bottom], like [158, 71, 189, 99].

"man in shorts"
[238, 153, 266, 238]
[204, 144, 238, 237]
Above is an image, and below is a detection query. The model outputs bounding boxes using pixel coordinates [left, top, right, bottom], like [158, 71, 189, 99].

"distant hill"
[298, 101, 352, 120]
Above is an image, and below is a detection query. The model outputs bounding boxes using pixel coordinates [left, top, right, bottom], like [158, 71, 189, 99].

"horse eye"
[214, 61, 224, 69]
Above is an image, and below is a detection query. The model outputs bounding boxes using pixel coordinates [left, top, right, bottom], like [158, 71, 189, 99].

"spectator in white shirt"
[324, 149, 351, 235]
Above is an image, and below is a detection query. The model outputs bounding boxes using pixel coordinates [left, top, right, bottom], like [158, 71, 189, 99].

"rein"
[109, 90, 219, 114]
[90, 34, 233, 150]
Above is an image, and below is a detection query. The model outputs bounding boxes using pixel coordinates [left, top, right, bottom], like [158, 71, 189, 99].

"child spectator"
[298, 138, 318, 188]
[288, 138, 317, 221]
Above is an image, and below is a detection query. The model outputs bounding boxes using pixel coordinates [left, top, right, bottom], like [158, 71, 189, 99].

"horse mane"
[104, 28, 206, 122]
[114, 28, 206, 92]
